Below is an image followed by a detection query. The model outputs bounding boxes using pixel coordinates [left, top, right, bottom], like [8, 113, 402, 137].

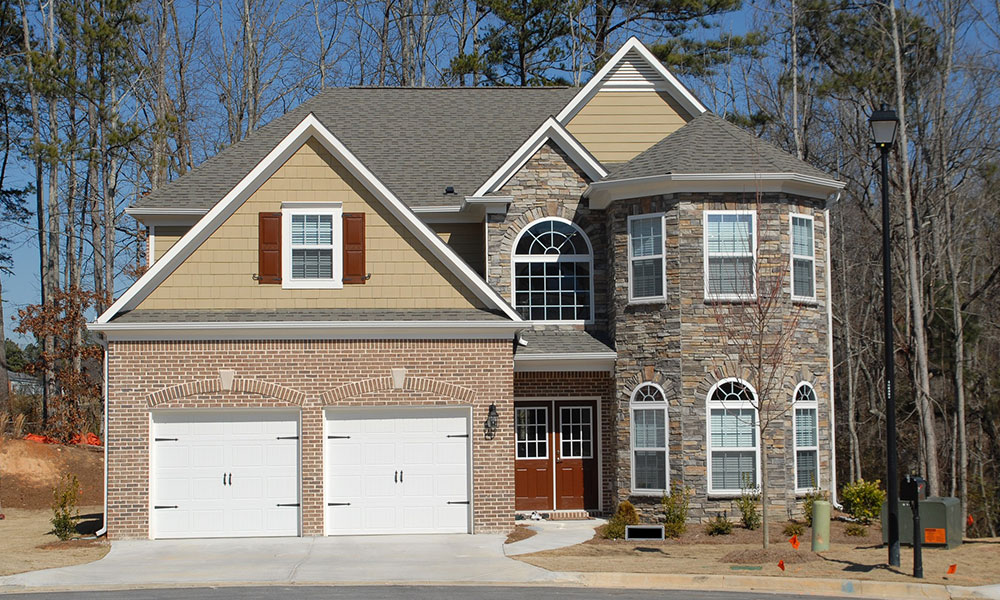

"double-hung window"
[794, 383, 820, 491]
[628, 214, 665, 302]
[791, 214, 815, 301]
[282, 203, 343, 289]
[707, 380, 759, 494]
[705, 211, 756, 299]
[631, 383, 668, 492]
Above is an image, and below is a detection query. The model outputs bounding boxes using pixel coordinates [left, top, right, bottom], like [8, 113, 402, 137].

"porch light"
[484, 403, 499, 439]
[869, 105, 899, 149]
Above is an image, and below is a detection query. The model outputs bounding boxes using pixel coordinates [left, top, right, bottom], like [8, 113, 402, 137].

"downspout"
[95, 335, 109, 537]
[825, 195, 843, 509]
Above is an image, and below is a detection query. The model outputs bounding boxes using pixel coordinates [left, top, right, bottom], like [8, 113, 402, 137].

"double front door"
[514, 400, 598, 511]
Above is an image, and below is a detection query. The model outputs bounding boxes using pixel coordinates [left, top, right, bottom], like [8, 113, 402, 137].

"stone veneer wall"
[106, 339, 513, 539]
[486, 141, 607, 332]
[606, 192, 833, 523]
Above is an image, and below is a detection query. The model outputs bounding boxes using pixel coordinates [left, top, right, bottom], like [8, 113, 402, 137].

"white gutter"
[124, 207, 209, 216]
[96, 337, 108, 538]
[825, 194, 843, 509]
[514, 351, 617, 373]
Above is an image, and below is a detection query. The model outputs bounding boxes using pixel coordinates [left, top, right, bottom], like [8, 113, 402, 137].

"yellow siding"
[566, 90, 692, 164]
[431, 222, 485, 276]
[151, 226, 190, 261]
[137, 138, 485, 311]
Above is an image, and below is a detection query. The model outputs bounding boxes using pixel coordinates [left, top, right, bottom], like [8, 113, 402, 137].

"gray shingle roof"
[516, 330, 615, 356]
[134, 87, 580, 211]
[604, 112, 834, 182]
[111, 308, 509, 324]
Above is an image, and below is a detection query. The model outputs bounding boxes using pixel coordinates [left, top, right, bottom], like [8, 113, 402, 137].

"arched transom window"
[707, 379, 759, 494]
[631, 383, 668, 492]
[512, 218, 593, 322]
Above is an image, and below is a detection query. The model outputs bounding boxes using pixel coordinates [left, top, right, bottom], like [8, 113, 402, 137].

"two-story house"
[89, 38, 844, 539]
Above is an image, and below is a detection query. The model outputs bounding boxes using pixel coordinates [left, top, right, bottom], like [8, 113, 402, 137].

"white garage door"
[151, 410, 300, 539]
[325, 408, 470, 535]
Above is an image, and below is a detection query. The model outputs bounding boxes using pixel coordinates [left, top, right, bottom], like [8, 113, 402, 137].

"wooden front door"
[514, 400, 599, 511]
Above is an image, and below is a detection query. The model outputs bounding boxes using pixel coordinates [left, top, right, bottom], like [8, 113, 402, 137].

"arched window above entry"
[512, 218, 593, 322]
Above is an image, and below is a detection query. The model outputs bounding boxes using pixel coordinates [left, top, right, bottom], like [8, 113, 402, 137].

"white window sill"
[794, 488, 823, 497]
[792, 296, 819, 306]
[707, 492, 745, 499]
[628, 297, 666, 305]
[282, 279, 344, 290]
[703, 295, 758, 304]
[630, 489, 669, 497]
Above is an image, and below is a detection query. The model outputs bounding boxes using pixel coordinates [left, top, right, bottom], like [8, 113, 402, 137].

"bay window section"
[707, 380, 759, 494]
[631, 383, 668, 492]
[705, 211, 756, 299]
[791, 214, 815, 301]
[794, 383, 819, 490]
[628, 214, 665, 302]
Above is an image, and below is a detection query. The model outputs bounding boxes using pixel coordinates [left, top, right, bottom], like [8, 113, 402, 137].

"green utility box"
[880, 496, 962, 549]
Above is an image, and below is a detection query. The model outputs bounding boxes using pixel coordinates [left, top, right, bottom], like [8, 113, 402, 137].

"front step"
[516, 509, 593, 521]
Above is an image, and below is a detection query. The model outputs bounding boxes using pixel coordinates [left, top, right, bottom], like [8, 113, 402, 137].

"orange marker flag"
[789, 534, 800, 550]
[778, 560, 786, 571]
[947, 564, 957, 575]
[967, 515, 974, 528]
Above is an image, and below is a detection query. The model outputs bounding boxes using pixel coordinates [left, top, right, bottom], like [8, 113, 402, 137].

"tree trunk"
[838, 214, 862, 481]
[0, 275, 8, 414]
[760, 420, 770, 550]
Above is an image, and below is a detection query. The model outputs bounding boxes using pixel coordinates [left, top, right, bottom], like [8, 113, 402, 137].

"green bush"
[603, 500, 640, 539]
[661, 483, 692, 538]
[735, 477, 761, 530]
[845, 523, 868, 537]
[51, 474, 80, 541]
[783, 522, 805, 537]
[841, 479, 886, 525]
[802, 490, 827, 527]
[705, 513, 733, 536]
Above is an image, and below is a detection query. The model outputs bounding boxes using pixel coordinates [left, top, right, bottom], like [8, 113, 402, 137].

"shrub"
[662, 483, 692, 538]
[12, 413, 26, 437]
[0, 411, 9, 436]
[705, 513, 733, 536]
[51, 474, 80, 541]
[783, 522, 805, 537]
[845, 523, 868, 537]
[603, 500, 640, 539]
[802, 490, 827, 527]
[841, 479, 886, 525]
[735, 477, 761, 530]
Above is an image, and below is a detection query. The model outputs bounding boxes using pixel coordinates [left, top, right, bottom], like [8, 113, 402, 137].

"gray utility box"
[880, 496, 962, 549]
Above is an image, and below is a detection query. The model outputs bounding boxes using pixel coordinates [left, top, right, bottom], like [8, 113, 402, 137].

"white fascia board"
[472, 117, 607, 197]
[514, 352, 617, 373]
[96, 113, 524, 324]
[126, 207, 210, 216]
[555, 37, 708, 124]
[126, 208, 208, 227]
[586, 172, 847, 209]
[87, 320, 527, 341]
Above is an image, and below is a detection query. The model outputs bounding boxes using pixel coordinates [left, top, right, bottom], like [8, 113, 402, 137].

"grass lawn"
[0, 507, 109, 577]
[513, 520, 1000, 587]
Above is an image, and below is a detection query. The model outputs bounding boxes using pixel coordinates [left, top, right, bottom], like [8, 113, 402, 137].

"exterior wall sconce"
[484, 402, 499, 439]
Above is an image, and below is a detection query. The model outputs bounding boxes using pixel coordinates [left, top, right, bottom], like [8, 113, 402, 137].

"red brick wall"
[514, 371, 615, 514]
[107, 339, 513, 539]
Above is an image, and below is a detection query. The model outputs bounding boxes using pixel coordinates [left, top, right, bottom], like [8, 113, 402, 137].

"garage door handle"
[394, 471, 397, 483]
[327, 502, 351, 506]
[228, 473, 232, 486]
[447, 501, 470, 505]
[154, 505, 178, 509]
[400, 470, 403, 482]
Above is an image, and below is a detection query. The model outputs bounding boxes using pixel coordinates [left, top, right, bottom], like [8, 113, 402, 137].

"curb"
[572, 571, 993, 599]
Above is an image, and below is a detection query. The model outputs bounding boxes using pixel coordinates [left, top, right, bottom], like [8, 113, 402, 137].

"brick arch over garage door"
[320, 376, 476, 403]
[146, 379, 307, 407]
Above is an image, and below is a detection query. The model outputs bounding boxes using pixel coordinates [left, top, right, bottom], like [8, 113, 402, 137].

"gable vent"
[604, 50, 666, 91]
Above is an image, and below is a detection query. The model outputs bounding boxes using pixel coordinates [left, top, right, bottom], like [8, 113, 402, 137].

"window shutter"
[258, 212, 282, 284]
[342, 212, 366, 284]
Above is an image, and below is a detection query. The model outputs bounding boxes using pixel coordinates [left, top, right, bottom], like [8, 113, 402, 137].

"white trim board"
[94, 113, 524, 324]
[555, 37, 707, 125]
[472, 117, 607, 197]
[513, 352, 616, 373]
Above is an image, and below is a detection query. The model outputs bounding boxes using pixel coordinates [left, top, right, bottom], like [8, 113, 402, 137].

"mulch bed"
[37, 538, 106, 551]
[589, 518, 883, 549]
[506, 524, 538, 544]
[722, 547, 819, 564]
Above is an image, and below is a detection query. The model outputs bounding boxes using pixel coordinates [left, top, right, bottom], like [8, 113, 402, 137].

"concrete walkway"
[504, 518, 603, 556]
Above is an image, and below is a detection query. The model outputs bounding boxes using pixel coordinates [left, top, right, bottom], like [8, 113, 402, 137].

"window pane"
[708, 257, 753, 295]
[631, 258, 663, 298]
[711, 408, 755, 448]
[513, 260, 590, 320]
[634, 409, 665, 448]
[792, 216, 813, 257]
[291, 214, 332, 245]
[796, 449, 818, 489]
[795, 408, 817, 447]
[793, 258, 814, 297]
[634, 450, 666, 490]
[291, 249, 332, 279]
[708, 213, 753, 253]
[712, 450, 756, 490]
[630, 216, 662, 257]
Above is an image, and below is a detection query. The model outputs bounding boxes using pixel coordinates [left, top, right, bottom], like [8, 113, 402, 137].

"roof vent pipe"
[444, 186, 455, 195]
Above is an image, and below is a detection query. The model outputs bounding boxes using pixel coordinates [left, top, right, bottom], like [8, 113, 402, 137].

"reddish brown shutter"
[258, 212, 282, 284]
[342, 212, 366, 284]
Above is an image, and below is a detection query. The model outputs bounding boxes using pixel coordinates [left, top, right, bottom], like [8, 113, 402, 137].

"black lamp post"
[870, 104, 900, 568]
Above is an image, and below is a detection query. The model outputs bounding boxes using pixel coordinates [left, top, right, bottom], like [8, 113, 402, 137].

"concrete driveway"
[0, 534, 573, 591]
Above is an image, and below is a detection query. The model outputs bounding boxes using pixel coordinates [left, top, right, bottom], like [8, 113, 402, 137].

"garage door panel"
[402, 442, 434, 464]
[364, 443, 396, 465]
[231, 444, 264, 467]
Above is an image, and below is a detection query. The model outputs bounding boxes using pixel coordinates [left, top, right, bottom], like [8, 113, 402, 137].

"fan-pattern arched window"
[631, 383, 668, 492]
[794, 383, 819, 490]
[512, 218, 593, 321]
[707, 379, 759, 494]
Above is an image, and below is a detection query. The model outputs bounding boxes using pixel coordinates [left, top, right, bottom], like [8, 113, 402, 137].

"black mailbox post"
[901, 475, 926, 578]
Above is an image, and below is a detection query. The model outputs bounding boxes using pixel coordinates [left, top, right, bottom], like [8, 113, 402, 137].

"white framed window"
[630, 382, 669, 493]
[511, 217, 594, 322]
[515, 406, 548, 459]
[706, 379, 760, 495]
[628, 214, 666, 303]
[704, 210, 756, 300]
[559, 406, 593, 459]
[790, 214, 815, 301]
[282, 203, 343, 289]
[793, 383, 820, 491]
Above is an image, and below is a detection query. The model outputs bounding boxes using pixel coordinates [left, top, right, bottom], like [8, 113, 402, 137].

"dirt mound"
[0, 437, 104, 510]
[721, 547, 819, 565]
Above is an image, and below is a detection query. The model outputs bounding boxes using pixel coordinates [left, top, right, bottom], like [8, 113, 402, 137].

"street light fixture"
[869, 103, 900, 568]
